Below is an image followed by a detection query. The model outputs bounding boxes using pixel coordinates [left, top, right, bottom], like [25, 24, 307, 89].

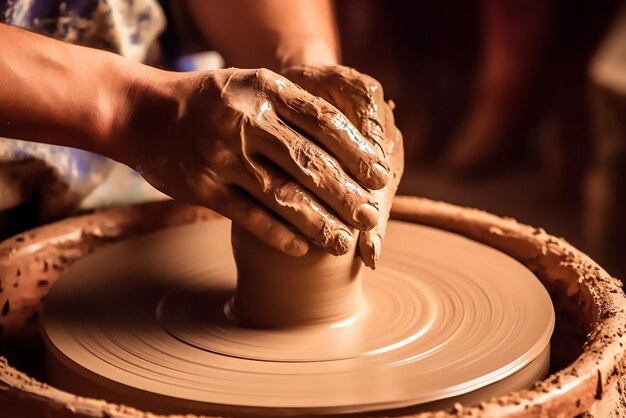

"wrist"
[277, 38, 339, 73]
[102, 62, 187, 167]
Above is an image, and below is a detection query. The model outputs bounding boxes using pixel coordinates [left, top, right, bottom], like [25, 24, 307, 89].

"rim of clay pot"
[0, 196, 625, 418]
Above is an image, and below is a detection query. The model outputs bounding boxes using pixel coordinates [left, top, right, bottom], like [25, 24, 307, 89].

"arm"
[0, 23, 137, 157]
[0, 23, 388, 257]
[184, 1, 405, 267]
[184, 0, 339, 70]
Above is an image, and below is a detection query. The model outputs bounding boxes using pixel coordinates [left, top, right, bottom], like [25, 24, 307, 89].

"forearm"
[0, 23, 159, 159]
[184, 0, 340, 71]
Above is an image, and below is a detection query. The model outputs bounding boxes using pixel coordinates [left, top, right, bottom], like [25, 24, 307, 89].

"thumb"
[357, 190, 392, 269]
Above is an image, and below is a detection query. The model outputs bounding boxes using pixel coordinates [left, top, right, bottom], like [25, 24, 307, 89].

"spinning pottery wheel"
[41, 217, 553, 416]
[1, 197, 626, 418]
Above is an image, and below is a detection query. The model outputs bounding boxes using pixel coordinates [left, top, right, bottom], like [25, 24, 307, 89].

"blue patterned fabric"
[1, 0, 165, 62]
[0, 0, 165, 229]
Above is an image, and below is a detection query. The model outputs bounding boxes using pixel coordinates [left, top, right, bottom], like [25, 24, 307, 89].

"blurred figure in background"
[335, 0, 625, 275]
[338, 0, 619, 180]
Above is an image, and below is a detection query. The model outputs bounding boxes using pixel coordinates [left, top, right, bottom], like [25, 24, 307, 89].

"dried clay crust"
[0, 196, 625, 418]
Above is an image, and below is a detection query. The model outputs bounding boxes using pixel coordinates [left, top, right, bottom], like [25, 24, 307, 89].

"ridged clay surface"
[42, 219, 553, 416]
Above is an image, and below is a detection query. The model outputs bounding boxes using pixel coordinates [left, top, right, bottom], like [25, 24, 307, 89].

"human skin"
[282, 66, 404, 267]
[0, 1, 402, 264]
[185, 0, 404, 266]
[183, 0, 340, 72]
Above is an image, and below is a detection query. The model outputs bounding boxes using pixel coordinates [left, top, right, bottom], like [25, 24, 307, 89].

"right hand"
[282, 65, 404, 268]
[117, 68, 390, 257]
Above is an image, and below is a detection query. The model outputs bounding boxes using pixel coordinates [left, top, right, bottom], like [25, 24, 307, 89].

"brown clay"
[144, 67, 390, 260]
[0, 196, 625, 417]
[282, 64, 404, 268]
[40, 217, 552, 415]
[230, 223, 363, 328]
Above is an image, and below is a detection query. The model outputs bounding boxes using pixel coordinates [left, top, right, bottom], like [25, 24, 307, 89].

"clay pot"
[0, 196, 625, 417]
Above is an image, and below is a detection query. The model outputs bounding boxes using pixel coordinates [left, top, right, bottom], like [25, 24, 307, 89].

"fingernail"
[372, 234, 382, 264]
[354, 203, 379, 230]
[331, 229, 354, 256]
[370, 162, 390, 189]
[362, 234, 381, 269]
[362, 247, 376, 269]
[285, 236, 309, 257]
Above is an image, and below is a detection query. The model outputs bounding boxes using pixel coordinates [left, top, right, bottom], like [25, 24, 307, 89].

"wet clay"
[1, 197, 626, 417]
[283, 65, 404, 268]
[135, 65, 402, 267]
[134, 67, 392, 261]
[42, 218, 553, 416]
[230, 224, 363, 328]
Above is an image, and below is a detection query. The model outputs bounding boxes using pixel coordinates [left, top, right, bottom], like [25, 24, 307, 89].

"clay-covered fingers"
[246, 118, 380, 232]
[182, 165, 310, 257]
[282, 65, 388, 159]
[235, 162, 355, 256]
[267, 81, 389, 191]
[357, 187, 393, 269]
[358, 230, 381, 270]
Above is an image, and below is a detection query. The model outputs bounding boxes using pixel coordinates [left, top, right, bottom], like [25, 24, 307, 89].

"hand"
[282, 65, 404, 268]
[117, 67, 390, 257]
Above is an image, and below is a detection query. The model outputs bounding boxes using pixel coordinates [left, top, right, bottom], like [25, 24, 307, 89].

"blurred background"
[328, 0, 626, 280]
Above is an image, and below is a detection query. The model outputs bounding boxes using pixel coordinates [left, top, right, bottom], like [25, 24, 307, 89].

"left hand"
[282, 65, 404, 268]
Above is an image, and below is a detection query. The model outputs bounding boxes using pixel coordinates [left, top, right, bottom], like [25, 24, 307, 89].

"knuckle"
[206, 148, 241, 178]
[255, 67, 274, 80]
[323, 224, 352, 255]
[365, 74, 383, 90]
[274, 182, 300, 202]
[213, 100, 246, 131]
[292, 139, 343, 177]
[254, 68, 292, 100]
[254, 68, 279, 90]
[315, 97, 337, 117]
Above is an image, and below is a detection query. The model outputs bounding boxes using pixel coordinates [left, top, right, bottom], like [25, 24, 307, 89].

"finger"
[358, 230, 381, 269]
[325, 70, 387, 152]
[358, 188, 394, 269]
[285, 66, 387, 156]
[184, 165, 309, 257]
[247, 117, 380, 231]
[271, 82, 390, 190]
[383, 100, 404, 157]
[358, 211, 389, 269]
[234, 158, 355, 256]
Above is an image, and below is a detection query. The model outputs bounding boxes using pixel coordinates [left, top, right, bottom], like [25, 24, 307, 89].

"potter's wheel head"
[42, 220, 554, 416]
